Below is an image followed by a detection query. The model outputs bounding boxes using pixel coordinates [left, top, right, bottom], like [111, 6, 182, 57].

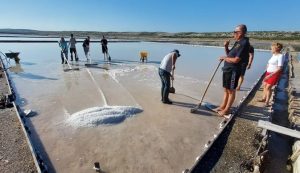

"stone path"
[0, 62, 37, 173]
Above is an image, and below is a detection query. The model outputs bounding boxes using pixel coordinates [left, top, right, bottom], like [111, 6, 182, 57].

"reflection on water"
[16, 72, 58, 80]
[20, 61, 36, 66]
[0, 42, 272, 97]
[0, 41, 273, 106]
[0, 41, 271, 105]
[111, 59, 161, 65]
[10, 63, 58, 80]
[102, 73, 110, 80]
[63, 71, 79, 90]
[9, 64, 24, 73]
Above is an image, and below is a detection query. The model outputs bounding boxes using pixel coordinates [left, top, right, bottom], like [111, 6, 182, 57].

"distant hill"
[0, 29, 41, 34]
[0, 28, 300, 41]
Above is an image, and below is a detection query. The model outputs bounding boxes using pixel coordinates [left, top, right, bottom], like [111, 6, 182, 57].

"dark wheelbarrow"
[5, 52, 20, 64]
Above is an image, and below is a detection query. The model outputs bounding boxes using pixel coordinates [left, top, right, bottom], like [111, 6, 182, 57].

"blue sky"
[0, 0, 299, 32]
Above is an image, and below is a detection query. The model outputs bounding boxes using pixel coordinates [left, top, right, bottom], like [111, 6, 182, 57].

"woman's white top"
[267, 53, 283, 72]
[160, 52, 174, 73]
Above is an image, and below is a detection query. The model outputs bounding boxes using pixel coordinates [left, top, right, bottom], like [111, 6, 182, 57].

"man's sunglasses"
[233, 31, 242, 34]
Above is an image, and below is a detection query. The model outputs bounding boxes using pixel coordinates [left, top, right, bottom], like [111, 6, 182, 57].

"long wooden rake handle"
[62, 51, 72, 69]
[195, 60, 223, 109]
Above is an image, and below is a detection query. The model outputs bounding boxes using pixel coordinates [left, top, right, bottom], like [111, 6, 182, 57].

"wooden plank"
[258, 120, 300, 138]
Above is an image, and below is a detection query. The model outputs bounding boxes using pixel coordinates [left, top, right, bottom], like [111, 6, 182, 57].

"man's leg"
[70, 48, 74, 61]
[236, 75, 244, 91]
[87, 48, 90, 62]
[74, 48, 78, 61]
[61, 51, 64, 64]
[161, 71, 171, 103]
[159, 70, 165, 101]
[237, 64, 247, 91]
[105, 47, 109, 61]
[218, 69, 238, 115]
[84, 48, 88, 60]
[216, 71, 230, 111]
[215, 88, 228, 111]
[218, 89, 236, 115]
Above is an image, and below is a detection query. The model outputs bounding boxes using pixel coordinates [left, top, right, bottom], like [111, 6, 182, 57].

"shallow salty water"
[0, 41, 270, 109]
[0, 41, 271, 100]
[0, 41, 272, 172]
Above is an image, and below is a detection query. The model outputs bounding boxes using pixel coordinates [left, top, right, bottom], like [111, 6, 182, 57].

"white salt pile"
[65, 106, 143, 127]
[106, 64, 158, 83]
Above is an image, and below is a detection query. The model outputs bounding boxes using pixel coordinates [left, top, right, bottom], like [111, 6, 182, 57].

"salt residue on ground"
[106, 64, 158, 83]
[65, 106, 143, 127]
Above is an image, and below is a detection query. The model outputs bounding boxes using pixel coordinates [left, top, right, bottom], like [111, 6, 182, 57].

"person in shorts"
[69, 34, 78, 61]
[258, 42, 284, 106]
[101, 35, 109, 61]
[82, 36, 90, 61]
[215, 24, 250, 116]
[236, 45, 254, 90]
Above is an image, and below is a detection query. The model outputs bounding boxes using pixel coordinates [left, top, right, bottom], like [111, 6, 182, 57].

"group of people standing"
[58, 34, 110, 64]
[159, 24, 285, 118]
[58, 25, 284, 117]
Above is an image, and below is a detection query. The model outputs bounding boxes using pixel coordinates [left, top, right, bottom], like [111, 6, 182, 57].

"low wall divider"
[0, 54, 43, 173]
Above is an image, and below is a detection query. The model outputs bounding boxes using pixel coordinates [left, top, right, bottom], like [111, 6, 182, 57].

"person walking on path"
[236, 45, 254, 90]
[69, 34, 78, 61]
[101, 35, 109, 61]
[83, 36, 90, 61]
[215, 24, 250, 116]
[258, 42, 284, 107]
[59, 37, 68, 64]
[158, 49, 180, 104]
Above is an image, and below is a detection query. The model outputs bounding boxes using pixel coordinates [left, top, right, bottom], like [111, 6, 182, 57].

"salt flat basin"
[1, 41, 270, 172]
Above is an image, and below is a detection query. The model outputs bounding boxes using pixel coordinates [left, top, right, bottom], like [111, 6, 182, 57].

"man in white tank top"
[159, 49, 180, 104]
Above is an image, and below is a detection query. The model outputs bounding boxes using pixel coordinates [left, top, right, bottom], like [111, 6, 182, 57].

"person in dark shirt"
[82, 36, 90, 61]
[236, 45, 254, 90]
[100, 35, 109, 61]
[215, 24, 250, 117]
